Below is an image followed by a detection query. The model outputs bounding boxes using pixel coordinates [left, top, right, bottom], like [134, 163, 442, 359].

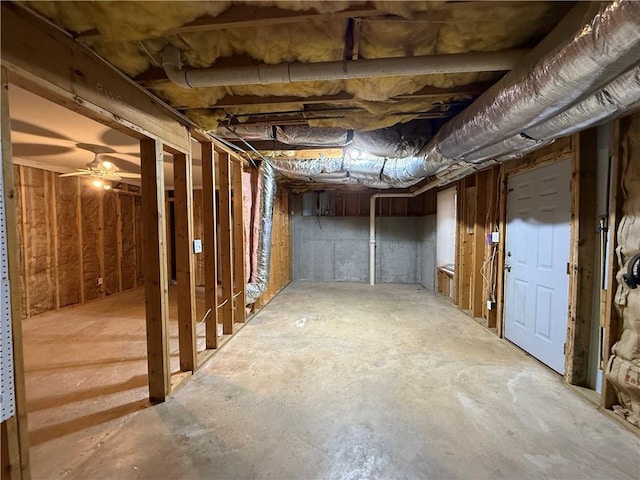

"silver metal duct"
[163, 46, 525, 88]
[437, 1, 640, 159]
[245, 161, 277, 305]
[465, 63, 640, 164]
[352, 129, 425, 158]
[276, 126, 350, 147]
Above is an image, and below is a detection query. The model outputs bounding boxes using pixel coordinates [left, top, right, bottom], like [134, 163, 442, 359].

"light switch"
[193, 239, 203, 253]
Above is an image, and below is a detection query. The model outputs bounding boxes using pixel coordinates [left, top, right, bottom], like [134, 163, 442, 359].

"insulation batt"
[26, 1, 562, 131]
[606, 112, 640, 426]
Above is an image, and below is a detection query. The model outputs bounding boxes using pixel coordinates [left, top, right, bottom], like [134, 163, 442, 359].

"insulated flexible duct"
[437, 0, 640, 159]
[464, 64, 640, 164]
[245, 161, 277, 305]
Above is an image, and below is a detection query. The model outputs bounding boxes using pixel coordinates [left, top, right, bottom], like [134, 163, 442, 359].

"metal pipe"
[163, 46, 525, 88]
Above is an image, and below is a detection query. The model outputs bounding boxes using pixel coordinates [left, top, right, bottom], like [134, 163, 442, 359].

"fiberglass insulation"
[25, 1, 564, 131]
[606, 112, 640, 427]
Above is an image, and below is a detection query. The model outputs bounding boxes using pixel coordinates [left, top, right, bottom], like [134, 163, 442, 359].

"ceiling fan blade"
[59, 171, 90, 177]
[116, 172, 141, 178]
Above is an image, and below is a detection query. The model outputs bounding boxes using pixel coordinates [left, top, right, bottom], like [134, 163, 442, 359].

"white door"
[504, 159, 571, 374]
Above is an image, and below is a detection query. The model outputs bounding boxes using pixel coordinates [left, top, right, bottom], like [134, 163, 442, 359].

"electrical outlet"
[487, 300, 494, 311]
[193, 239, 203, 254]
[491, 231, 500, 244]
[97, 277, 103, 286]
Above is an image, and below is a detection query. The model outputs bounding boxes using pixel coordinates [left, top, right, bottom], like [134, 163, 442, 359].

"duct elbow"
[162, 46, 191, 89]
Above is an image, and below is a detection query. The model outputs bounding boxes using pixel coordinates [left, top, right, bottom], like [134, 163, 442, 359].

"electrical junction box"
[193, 239, 203, 254]
[491, 231, 500, 244]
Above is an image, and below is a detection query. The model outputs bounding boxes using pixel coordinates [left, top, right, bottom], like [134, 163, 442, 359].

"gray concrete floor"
[25, 282, 639, 479]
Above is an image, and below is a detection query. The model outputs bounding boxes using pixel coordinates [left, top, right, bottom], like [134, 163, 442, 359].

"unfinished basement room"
[0, 1, 639, 479]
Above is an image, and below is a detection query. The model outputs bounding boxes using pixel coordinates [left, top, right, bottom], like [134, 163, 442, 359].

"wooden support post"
[566, 130, 598, 385]
[116, 194, 123, 293]
[76, 178, 85, 303]
[472, 172, 488, 318]
[218, 150, 234, 334]
[201, 142, 219, 349]
[1, 68, 31, 480]
[173, 152, 197, 372]
[496, 166, 508, 337]
[50, 173, 60, 309]
[602, 120, 625, 408]
[232, 161, 246, 323]
[17, 166, 29, 318]
[140, 138, 171, 402]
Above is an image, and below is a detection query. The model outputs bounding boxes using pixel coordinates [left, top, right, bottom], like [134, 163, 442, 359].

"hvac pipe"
[162, 46, 526, 88]
[462, 63, 640, 164]
[437, 1, 640, 159]
[369, 164, 476, 285]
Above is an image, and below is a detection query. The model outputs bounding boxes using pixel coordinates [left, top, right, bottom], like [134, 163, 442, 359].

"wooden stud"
[140, 138, 171, 402]
[1, 67, 31, 480]
[49, 172, 60, 309]
[116, 194, 123, 294]
[217, 150, 234, 334]
[565, 130, 598, 385]
[232, 161, 246, 322]
[76, 178, 85, 303]
[601, 119, 625, 408]
[472, 173, 488, 318]
[17, 166, 29, 318]
[173, 152, 198, 372]
[201, 142, 219, 349]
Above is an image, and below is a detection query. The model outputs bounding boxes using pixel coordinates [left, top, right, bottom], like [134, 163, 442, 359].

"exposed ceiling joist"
[77, 3, 384, 42]
[174, 83, 490, 110]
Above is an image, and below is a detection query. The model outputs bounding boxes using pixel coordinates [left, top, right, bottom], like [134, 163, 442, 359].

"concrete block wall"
[292, 196, 436, 288]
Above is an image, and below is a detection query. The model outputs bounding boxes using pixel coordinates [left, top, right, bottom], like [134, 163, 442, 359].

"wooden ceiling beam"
[171, 82, 491, 110]
[77, 3, 383, 42]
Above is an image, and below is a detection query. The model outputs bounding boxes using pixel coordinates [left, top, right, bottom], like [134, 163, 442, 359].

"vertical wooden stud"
[140, 138, 171, 402]
[116, 194, 123, 294]
[232, 161, 246, 323]
[201, 142, 219, 349]
[602, 119, 625, 408]
[17, 166, 29, 318]
[76, 178, 85, 303]
[217, 150, 234, 334]
[1, 67, 31, 480]
[173, 152, 197, 372]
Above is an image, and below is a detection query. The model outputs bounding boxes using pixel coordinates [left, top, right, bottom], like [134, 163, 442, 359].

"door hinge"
[563, 343, 566, 355]
[566, 262, 571, 275]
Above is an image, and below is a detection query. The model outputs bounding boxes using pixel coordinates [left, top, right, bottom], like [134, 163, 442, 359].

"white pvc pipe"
[368, 165, 476, 285]
[163, 46, 525, 88]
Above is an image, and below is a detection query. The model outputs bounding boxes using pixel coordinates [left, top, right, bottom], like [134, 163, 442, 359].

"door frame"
[495, 133, 598, 384]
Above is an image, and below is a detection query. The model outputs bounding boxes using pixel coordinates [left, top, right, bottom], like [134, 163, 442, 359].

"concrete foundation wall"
[292, 197, 436, 287]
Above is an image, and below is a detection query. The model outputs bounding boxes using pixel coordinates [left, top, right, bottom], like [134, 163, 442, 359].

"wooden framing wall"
[13, 165, 143, 318]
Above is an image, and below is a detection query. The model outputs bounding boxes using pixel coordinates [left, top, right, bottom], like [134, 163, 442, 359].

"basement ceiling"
[22, 1, 574, 144]
[8, 85, 206, 189]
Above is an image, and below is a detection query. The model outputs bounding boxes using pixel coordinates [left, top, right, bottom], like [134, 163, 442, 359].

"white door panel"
[504, 159, 571, 373]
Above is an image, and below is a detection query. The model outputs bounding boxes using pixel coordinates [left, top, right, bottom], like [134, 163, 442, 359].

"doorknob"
[505, 264, 512, 272]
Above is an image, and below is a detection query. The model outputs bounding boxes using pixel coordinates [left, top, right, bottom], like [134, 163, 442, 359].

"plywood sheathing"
[25, 1, 566, 131]
[606, 112, 640, 427]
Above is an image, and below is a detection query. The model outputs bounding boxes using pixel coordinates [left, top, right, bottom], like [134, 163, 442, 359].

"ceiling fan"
[59, 151, 140, 190]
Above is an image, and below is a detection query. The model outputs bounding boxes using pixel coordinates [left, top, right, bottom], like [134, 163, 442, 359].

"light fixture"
[91, 178, 104, 188]
[99, 160, 114, 171]
[103, 183, 112, 191]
